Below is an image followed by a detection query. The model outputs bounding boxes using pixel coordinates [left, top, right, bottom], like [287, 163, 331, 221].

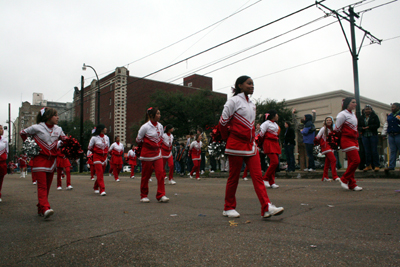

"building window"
[109, 112, 112, 119]
[86, 108, 88, 114]
[109, 98, 112, 105]
[109, 126, 112, 133]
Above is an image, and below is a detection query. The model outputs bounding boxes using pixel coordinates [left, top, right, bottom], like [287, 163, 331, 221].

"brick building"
[73, 67, 226, 148]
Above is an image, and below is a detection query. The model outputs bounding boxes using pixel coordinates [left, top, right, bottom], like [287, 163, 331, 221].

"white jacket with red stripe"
[88, 135, 110, 156]
[218, 93, 257, 156]
[161, 133, 174, 158]
[315, 126, 333, 154]
[334, 109, 359, 152]
[136, 121, 164, 161]
[0, 136, 8, 162]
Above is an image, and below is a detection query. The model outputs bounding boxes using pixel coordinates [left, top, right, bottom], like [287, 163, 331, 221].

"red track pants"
[225, 153, 271, 215]
[341, 149, 360, 189]
[263, 153, 279, 185]
[242, 165, 248, 178]
[0, 162, 6, 198]
[141, 159, 166, 200]
[35, 171, 54, 215]
[57, 167, 71, 187]
[163, 156, 174, 180]
[112, 164, 122, 180]
[190, 160, 200, 178]
[94, 163, 106, 193]
[322, 152, 339, 180]
[130, 164, 136, 177]
[90, 164, 95, 179]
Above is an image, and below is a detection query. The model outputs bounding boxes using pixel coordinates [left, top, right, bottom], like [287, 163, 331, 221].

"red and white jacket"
[0, 136, 8, 162]
[334, 109, 359, 152]
[109, 142, 124, 165]
[161, 133, 174, 159]
[218, 93, 257, 156]
[189, 140, 202, 160]
[20, 123, 66, 172]
[18, 155, 28, 167]
[315, 126, 333, 154]
[88, 134, 110, 164]
[259, 120, 281, 154]
[127, 149, 137, 166]
[136, 121, 163, 161]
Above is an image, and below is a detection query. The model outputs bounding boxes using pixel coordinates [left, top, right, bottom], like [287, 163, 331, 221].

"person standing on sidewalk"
[358, 105, 381, 172]
[382, 102, 400, 172]
[301, 113, 316, 171]
[218, 75, 284, 218]
[283, 121, 296, 172]
[334, 97, 363, 191]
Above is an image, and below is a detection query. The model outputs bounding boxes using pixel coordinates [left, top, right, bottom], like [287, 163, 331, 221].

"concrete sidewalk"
[0, 174, 399, 266]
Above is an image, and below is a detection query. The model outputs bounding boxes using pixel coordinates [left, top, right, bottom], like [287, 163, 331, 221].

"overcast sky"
[1, 0, 399, 139]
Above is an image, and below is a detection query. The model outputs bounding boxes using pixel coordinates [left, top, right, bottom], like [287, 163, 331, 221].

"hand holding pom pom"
[327, 131, 341, 150]
[59, 136, 83, 160]
[22, 137, 41, 157]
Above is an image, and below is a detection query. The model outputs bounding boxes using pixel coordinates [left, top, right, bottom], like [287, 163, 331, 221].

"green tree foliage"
[58, 117, 95, 151]
[136, 90, 226, 138]
[254, 98, 292, 141]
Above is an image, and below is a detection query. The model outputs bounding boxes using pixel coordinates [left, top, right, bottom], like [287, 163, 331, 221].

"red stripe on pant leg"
[168, 156, 174, 180]
[342, 150, 360, 189]
[245, 152, 270, 215]
[154, 158, 166, 200]
[36, 172, 51, 213]
[266, 153, 278, 185]
[94, 164, 105, 193]
[224, 155, 243, 211]
[140, 161, 153, 198]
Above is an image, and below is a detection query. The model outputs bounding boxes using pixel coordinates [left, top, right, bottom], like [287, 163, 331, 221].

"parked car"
[123, 165, 131, 172]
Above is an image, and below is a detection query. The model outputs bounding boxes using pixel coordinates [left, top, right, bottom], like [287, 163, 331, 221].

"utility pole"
[80, 76, 84, 173]
[317, 3, 382, 119]
[8, 103, 11, 163]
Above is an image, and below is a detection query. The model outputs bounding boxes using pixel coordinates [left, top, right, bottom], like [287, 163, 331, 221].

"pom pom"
[22, 137, 42, 157]
[327, 131, 341, 150]
[59, 136, 83, 160]
[208, 141, 226, 159]
[134, 146, 142, 158]
[211, 125, 223, 143]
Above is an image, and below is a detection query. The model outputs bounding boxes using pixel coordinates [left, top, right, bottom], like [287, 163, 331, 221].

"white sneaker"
[334, 178, 340, 181]
[66, 185, 73, 190]
[100, 192, 107, 196]
[130, 176, 135, 179]
[0, 198, 2, 202]
[149, 178, 153, 182]
[271, 184, 279, 189]
[196, 177, 201, 180]
[44, 209, 54, 219]
[189, 175, 193, 179]
[94, 190, 100, 194]
[116, 179, 120, 182]
[33, 181, 37, 185]
[201, 170, 205, 174]
[263, 203, 284, 218]
[222, 209, 240, 218]
[159, 196, 169, 203]
[308, 168, 315, 172]
[243, 177, 248, 181]
[57, 187, 62, 190]
[91, 177, 95, 181]
[140, 197, 150, 203]
[340, 181, 349, 190]
[264, 181, 271, 188]
[210, 170, 214, 173]
[303, 168, 309, 172]
[164, 176, 168, 180]
[353, 186, 363, 191]
[169, 179, 176, 185]
[322, 178, 332, 182]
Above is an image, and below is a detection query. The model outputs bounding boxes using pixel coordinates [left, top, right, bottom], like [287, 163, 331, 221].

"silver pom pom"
[22, 137, 41, 157]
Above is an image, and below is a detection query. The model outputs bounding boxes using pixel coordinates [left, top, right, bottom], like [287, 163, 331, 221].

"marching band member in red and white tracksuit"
[109, 136, 124, 182]
[162, 124, 176, 185]
[20, 107, 66, 219]
[56, 140, 73, 190]
[87, 150, 95, 180]
[18, 154, 28, 178]
[88, 124, 110, 196]
[259, 110, 281, 189]
[334, 97, 362, 191]
[218, 76, 284, 218]
[126, 146, 137, 179]
[0, 125, 9, 202]
[314, 117, 339, 182]
[189, 134, 202, 180]
[136, 107, 169, 203]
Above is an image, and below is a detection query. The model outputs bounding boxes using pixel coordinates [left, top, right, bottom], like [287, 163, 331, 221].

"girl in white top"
[189, 134, 202, 180]
[0, 125, 9, 203]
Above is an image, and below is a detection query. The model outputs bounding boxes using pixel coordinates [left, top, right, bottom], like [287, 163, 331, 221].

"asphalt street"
[0, 173, 399, 266]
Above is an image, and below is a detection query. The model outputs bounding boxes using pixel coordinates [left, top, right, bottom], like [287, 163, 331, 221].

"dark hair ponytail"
[262, 110, 277, 122]
[342, 97, 355, 110]
[36, 107, 58, 124]
[145, 107, 159, 122]
[165, 124, 173, 133]
[93, 124, 105, 136]
[233, 75, 251, 96]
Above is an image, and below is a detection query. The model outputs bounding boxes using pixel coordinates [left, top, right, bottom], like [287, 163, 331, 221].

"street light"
[82, 63, 101, 125]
